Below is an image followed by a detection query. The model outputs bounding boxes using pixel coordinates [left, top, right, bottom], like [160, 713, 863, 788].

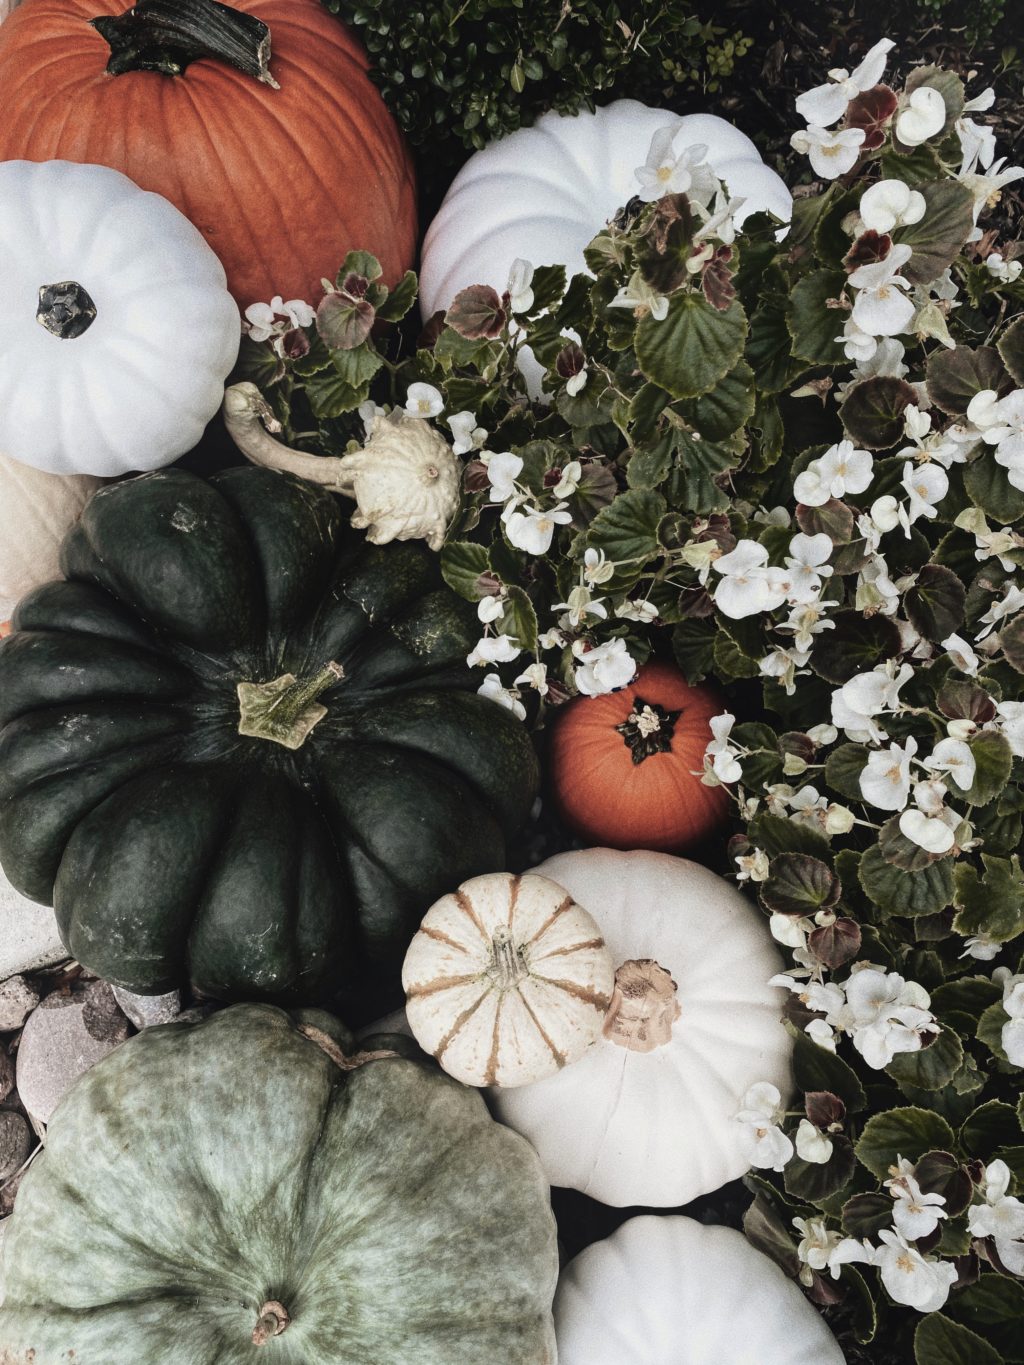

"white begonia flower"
[794, 37, 896, 127]
[956, 87, 996, 175]
[899, 808, 955, 855]
[976, 582, 1024, 640]
[447, 410, 487, 456]
[537, 626, 566, 652]
[996, 700, 1024, 758]
[997, 970, 1024, 1067]
[514, 662, 549, 695]
[484, 450, 524, 504]
[784, 532, 835, 604]
[633, 125, 718, 203]
[551, 460, 582, 499]
[831, 660, 914, 743]
[875, 1229, 958, 1312]
[608, 269, 669, 321]
[978, 390, 1024, 491]
[790, 125, 866, 180]
[794, 441, 874, 507]
[896, 86, 947, 147]
[902, 403, 932, 442]
[850, 243, 916, 337]
[968, 1160, 1024, 1274]
[572, 638, 637, 697]
[507, 258, 535, 314]
[698, 189, 747, 245]
[734, 1082, 794, 1173]
[885, 1158, 949, 1240]
[859, 736, 917, 811]
[504, 502, 572, 556]
[987, 253, 1024, 284]
[553, 585, 607, 628]
[358, 398, 387, 438]
[793, 1216, 845, 1285]
[900, 460, 948, 532]
[960, 157, 1024, 226]
[705, 712, 743, 784]
[476, 594, 505, 625]
[466, 634, 520, 669]
[615, 598, 659, 624]
[769, 912, 810, 947]
[737, 849, 771, 884]
[942, 633, 980, 676]
[711, 540, 789, 620]
[856, 336, 909, 383]
[856, 551, 902, 616]
[404, 382, 444, 419]
[565, 367, 588, 397]
[923, 737, 976, 792]
[961, 934, 1001, 961]
[838, 317, 879, 364]
[477, 672, 525, 721]
[806, 1017, 839, 1052]
[778, 600, 838, 653]
[859, 179, 927, 234]
[795, 1119, 834, 1165]
[759, 645, 812, 697]
[244, 295, 316, 341]
[840, 966, 939, 1068]
[583, 547, 616, 585]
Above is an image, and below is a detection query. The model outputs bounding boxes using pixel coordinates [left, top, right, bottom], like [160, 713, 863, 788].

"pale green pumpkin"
[0, 1004, 558, 1363]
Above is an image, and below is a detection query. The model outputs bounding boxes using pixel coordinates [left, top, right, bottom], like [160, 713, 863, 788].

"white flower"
[504, 502, 572, 555]
[507, 258, 535, 314]
[553, 585, 607, 628]
[583, 547, 616, 585]
[404, 382, 444, 419]
[784, 532, 835, 604]
[794, 38, 895, 127]
[987, 253, 1024, 284]
[901, 460, 948, 530]
[968, 1160, 1024, 1273]
[705, 712, 743, 784]
[961, 158, 1024, 226]
[795, 1119, 834, 1165]
[885, 1157, 949, 1240]
[896, 86, 947, 147]
[572, 638, 636, 696]
[448, 410, 487, 455]
[358, 398, 387, 438]
[466, 634, 520, 668]
[996, 700, 1024, 757]
[736, 849, 771, 883]
[698, 189, 747, 245]
[842, 965, 938, 1068]
[832, 660, 914, 743]
[794, 441, 874, 506]
[856, 551, 902, 615]
[790, 125, 866, 179]
[484, 451, 524, 503]
[961, 934, 1001, 961]
[839, 317, 879, 364]
[859, 179, 927, 234]
[538, 626, 566, 652]
[999, 971, 1024, 1067]
[923, 737, 976, 792]
[712, 540, 790, 619]
[956, 87, 996, 175]
[608, 269, 669, 321]
[778, 600, 837, 653]
[980, 390, 1024, 491]
[943, 633, 980, 676]
[875, 1229, 958, 1312]
[244, 295, 315, 341]
[615, 598, 659, 624]
[859, 736, 917, 811]
[759, 645, 812, 697]
[514, 661, 549, 695]
[792, 1216, 848, 1285]
[769, 911, 810, 945]
[977, 582, 1024, 640]
[899, 808, 956, 855]
[476, 672, 525, 721]
[476, 594, 505, 624]
[735, 1082, 794, 1172]
[634, 125, 718, 203]
[850, 243, 916, 337]
[551, 461, 582, 498]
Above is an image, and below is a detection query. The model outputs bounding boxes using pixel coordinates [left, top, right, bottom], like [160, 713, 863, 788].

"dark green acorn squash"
[0, 467, 538, 1011]
[0, 1003, 559, 1363]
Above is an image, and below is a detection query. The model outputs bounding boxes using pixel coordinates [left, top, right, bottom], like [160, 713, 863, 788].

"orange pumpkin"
[549, 660, 730, 853]
[0, 0, 417, 307]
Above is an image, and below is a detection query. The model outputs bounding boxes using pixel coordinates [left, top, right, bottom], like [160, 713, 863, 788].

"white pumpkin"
[0, 453, 104, 618]
[419, 99, 792, 322]
[555, 1216, 846, 1365]
[402, 871, 615, 1087]
[492, 849, 792, 1207]
[0, 160, 240, 477]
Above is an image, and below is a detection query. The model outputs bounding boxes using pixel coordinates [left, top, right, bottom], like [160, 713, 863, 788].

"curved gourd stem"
[298, 1023, 401, 1071]
[222, 383, 357, 494]
[91, 0, 280, 87]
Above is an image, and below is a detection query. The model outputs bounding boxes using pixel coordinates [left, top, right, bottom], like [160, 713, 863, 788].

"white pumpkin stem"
[603, 959, 681, 1053]
[222, 382, 358, 495]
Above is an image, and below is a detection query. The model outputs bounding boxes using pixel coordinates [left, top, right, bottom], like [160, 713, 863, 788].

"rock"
[111, 986, 181, 1030]
[0, 975, 40, 1033]
[16, 982, 130, 1126]
[0, 1165, 25, 1217]
[0, 1110, 29, 1182]
[0, 867, 67, 980]
[0, 1048, 12, 1104]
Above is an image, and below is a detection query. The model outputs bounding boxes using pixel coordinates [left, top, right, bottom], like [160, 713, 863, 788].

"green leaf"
[628, 383, 670, 441]
[498, 585, 539, 653]
[840, 376, 919, 450]
[626, 442, 674, 491]
[962, 731, 1014, 807]
[856, 1107, 956, 1180]
[686, 361, 756, 441]
[761, 853, 841, 916]
[809, 612, 901, 685]
[664, 431, 742, 514]
[931, 975, 1002, 1019]
[914, 1313, 1002, 1365]
[1001, 613, 1024, 672]
[742, 1193, 801, 1278]
[825, 744, 870, 802]
[784, 1134, 857, 1205]
[528, 264, 567, 314]
[330, 343, 383, 391]
[859, 844, 954, 917]
[927, 346, 1013, 417]
[842, 1264, 878, 1345]
[791, 1028, 867, 1113]
[440, 541, 490, 601]
[998, 316, 1024, 388]
[881, 138, 944, 185]
[746, 301, 794, 392]
[894, 180, 976, 286]
[905, 564, 966, 642]
[747, 812, 832, 860]
[713, 632, 760, 680]
[886, 1029, 965, 1092]
[949, 1277, 1024, 1363]
[375, 270, 418, 323]
[304, 368, 368, 419]
[978, 1000, 1010, 1061]
[336, 250, 382, 286]
[964, 455, 1024, 524]
[960, 1100, 1022, 1158]
[953, 854, 1024, 943]
[879, 815, 947, 872]
[671, 619, 717, 683]
[636, 294, 747, 399]
[787, 270, 849, 366]
[317, 291, 375, 350]
[584, 489, 666, 587]
[842, 1192, 893, 1238]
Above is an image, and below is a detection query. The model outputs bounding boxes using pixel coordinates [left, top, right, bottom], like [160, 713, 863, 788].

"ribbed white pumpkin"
[402, 871, 615, 1087]
[0, 160, 240, 476]
[419, 99, 792, 322]
[0, 453, 103, 617]
[555, 1216, 847, 1365]
[492, 849, 792, 1207]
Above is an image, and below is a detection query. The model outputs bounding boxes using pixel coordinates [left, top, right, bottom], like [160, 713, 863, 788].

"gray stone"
[0, 975, 40, 1033]
[16, 982, 130, 1126]
[0, 1048, 12, 1104]
[111, 985, 181, 1030]
[0, 1110, 30, 1182]
[0, 868, 67, 981]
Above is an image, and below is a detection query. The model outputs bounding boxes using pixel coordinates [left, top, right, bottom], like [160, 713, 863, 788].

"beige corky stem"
[222, 382, 356, 492]
[252, 1300, 290, 1345]
[603, 959, 681, 1052]
[298, 1023, 401, 1072]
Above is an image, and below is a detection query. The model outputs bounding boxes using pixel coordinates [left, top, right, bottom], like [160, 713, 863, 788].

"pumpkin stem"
[298, 1023, 401, 1071]
[90, 0, 280, 88]
[615, 697, 681, 765]
[488, 928, 529, 989]
[603, 959, 681, 1052]
[36, 282, 97, 341]
[252, 1300, 290, 1346]
[237, 661, 345, 750]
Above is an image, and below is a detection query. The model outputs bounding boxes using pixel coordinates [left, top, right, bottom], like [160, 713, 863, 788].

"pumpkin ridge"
[433, 989, 490, 1063]
[515, 993, 568, 1072]
[524, 892, 577, 945]
[416, 923, 471, 953]
[452, 886, 490, 944]
[530, 936, 607, 961]
[531, 977, 613, 1010]
[404, 973, 481, 998]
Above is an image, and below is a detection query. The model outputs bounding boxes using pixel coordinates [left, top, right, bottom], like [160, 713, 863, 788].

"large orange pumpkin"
[549, 660, 730, 853]
[0, 0, 417, 307]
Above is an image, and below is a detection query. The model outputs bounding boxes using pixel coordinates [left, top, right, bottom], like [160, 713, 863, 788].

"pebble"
[0, 974, 41, 1033]
[0, 868, 67, 980]
[111, 986, 181, 1030]
[0, 1048, 12, 1104]
[0, 1110, 30, 1182]
[16, 981, 130, 1126]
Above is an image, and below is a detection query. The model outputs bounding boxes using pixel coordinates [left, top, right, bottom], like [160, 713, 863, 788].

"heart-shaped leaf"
[893, 179, 976, 286]
[927, 345, 1013, 417]
[636, 294, 747, 399]
[841, 376, 919, 450]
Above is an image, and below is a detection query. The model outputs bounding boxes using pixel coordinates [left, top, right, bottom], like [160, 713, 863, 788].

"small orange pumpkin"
[0, 0, 417, 307]
[549, 660, 730, 852]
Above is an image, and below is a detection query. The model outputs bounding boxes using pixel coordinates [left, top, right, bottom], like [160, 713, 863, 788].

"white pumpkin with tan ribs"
[492, 848, 793, 1207]
[402, 871, 615, 1088]
[0, 453, 103, 619]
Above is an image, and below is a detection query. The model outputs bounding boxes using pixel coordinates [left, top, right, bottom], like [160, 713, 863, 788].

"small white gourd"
[0, 453, 104, 618]
[555, 1216, 847, 1365]
[402, 871, 615, 1087]
[492, 848, 793, 1207]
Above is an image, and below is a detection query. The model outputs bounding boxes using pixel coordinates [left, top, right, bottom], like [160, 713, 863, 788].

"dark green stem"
[237, 662, 344, 750]
[615, 696, 681, 765]
[37, 282, 97, 340]
[91, 0, 279, 87]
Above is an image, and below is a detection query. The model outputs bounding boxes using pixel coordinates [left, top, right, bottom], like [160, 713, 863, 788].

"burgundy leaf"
[316, 291, 375, 350]
[805, 1091, 846, 1130]
[463, 460, 490, 492]
[281, 327, 310, 360]
[556, 341, 586, 379]
[702, 245, 736, 312]
[446, 284, 507, 339]
[843, 230, 893, 274]
[845, 84, 899, 150]
[808, 917, 862, 970]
